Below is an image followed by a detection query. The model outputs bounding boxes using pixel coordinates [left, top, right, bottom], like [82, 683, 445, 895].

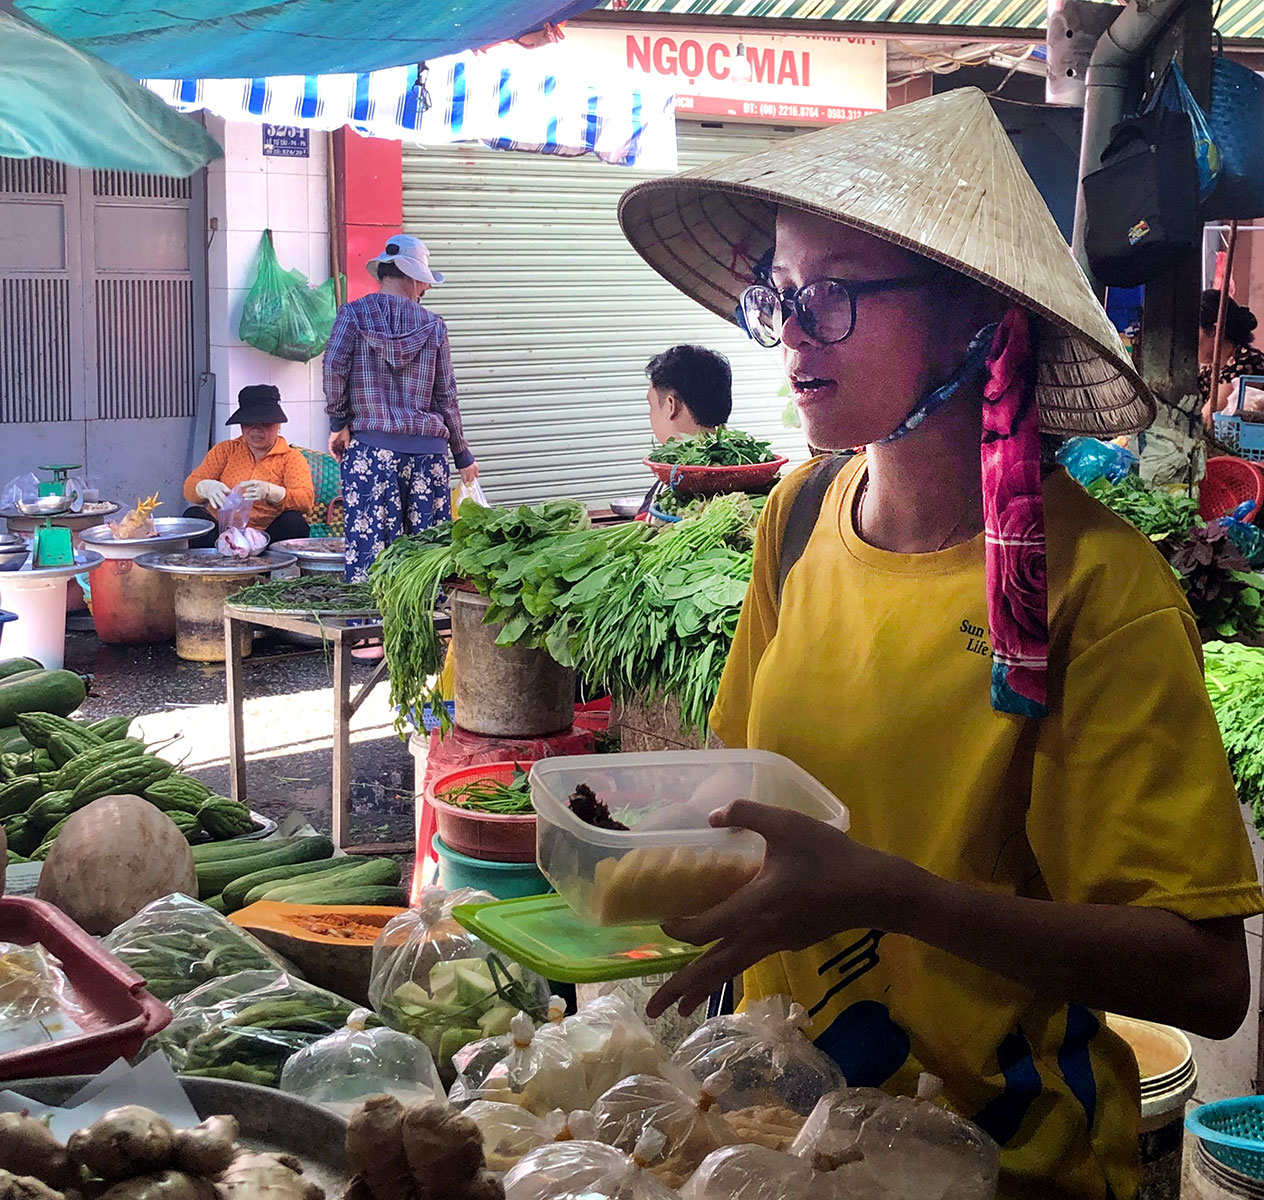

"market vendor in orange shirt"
[183, 385, 315, 547]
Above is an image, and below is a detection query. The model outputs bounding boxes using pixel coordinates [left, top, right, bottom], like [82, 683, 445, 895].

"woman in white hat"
[323, 233, 479, 587]
[622, 89, 1262, 1200]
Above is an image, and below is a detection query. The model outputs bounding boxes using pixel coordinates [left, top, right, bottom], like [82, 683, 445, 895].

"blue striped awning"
[145, 48, 678, 168]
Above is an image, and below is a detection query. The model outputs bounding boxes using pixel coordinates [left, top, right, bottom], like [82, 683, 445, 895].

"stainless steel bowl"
[14, 495, 73, 516]
[609, 495, 646, 519]
[0, 543, 27, 572]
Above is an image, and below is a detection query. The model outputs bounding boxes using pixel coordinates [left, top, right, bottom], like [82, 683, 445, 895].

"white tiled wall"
[205, 116, 333, 457]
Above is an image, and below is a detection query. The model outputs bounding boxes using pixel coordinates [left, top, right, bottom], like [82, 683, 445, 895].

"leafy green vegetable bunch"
[1203, 641, 1264, 836]
[648, 427, 776, 466]
[1085, 475, 1200, 544]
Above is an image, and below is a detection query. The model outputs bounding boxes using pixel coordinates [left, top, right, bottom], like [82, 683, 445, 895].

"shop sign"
[561, 24, 886, 124]
[262, 125, 309, 157]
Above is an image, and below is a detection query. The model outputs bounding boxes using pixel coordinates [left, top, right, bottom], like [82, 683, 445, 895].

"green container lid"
[452, 894, 704, 984]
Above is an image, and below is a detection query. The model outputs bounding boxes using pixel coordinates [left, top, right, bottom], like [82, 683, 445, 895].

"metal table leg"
[225, 614, 248, 805]
[331, 627, 353, 851]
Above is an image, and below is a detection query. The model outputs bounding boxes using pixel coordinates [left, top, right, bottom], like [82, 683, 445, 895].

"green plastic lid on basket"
[452, 894, 704, 984]
[1188, 1098, 1264, 1180]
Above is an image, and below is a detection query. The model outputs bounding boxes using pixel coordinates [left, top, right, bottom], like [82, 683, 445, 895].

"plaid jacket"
[323, 293, 472, 467]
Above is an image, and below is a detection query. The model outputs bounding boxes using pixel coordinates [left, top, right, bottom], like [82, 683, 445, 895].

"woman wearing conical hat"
[623, 89, 1263, 1200]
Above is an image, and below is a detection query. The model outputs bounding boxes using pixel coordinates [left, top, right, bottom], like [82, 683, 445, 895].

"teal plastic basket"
[1188, 1098, 1264, 1179]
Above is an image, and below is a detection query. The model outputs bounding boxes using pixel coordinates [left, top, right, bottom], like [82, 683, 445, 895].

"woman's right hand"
[647, 801, 919, 1017]
[194, 479, 229, 508]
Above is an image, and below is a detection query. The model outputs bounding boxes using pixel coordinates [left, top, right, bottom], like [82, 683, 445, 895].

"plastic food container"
[0, 897, 172, 1080]
[532, 750, 849, 927]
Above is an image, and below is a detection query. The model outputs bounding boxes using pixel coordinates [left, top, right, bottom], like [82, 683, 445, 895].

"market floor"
[64, 622, 419, 878]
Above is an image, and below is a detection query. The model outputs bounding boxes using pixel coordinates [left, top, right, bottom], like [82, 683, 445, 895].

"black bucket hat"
[226, 384, 287, 426]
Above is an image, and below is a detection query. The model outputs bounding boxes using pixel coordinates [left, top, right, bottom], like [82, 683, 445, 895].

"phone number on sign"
[734, 101, 874, 121]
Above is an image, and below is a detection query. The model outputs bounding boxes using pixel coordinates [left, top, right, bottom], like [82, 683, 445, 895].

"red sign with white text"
[563, 25, 886, 123]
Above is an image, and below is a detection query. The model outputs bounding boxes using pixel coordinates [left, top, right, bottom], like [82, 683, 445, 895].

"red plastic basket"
[428, 761, 537, 864]
[642, 456, 788, 497]
[1200, 456, 1264, 523]
[0, 897, 171, 1080]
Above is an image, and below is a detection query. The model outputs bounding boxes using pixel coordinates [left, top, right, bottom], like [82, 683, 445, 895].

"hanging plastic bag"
[238, 230, 342, 363]
[1204, 39, 1264, 220]
[591, 1068, 738, 1190]
[1056, 437, 1139, 487]
[789, 1077, 1000, 1200]
[1146, 61, 1220, 204]
[279, 1007, 445, 1115]
[101, 893, 292, 1002]
[452, 479, 491, 515]
[368, 885, 551, 1077]
[672, 997, 845, 1146]
[504, 1133, 679, 1200]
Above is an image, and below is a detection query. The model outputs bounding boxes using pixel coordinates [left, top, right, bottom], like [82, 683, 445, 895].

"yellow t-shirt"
[711, 456, 1264, 1200]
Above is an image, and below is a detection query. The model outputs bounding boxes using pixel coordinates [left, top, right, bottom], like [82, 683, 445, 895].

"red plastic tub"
[429, 762, 537, 864]
[1201, 455, 1264, 523]
[643, 456, 788, 497]
[0, 897, 171, 1080]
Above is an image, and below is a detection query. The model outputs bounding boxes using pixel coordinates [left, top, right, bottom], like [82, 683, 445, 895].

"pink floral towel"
[983, 307, 1048, 718]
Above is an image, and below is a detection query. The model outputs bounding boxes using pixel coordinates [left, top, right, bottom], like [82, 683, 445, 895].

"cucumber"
[286, 886, 408, 907]
[255, 858, 400, 905]
[0, 659, 42, 681]
[224, 854, 364, 911]
[194, 836, 334, 900]
[190, 835, 305, 864]
[203, 894, 226, 914]
[0, 670, 87, 726]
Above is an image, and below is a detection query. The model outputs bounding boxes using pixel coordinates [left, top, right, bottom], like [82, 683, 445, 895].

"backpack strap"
[777, 453, 854, 605]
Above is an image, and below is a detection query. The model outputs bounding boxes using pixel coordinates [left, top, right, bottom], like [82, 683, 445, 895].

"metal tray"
[80, 517, 214, 548]
[272, 537, 345, 566]
[6, 1076, 351, 1195]
[135, 548, 297, 576]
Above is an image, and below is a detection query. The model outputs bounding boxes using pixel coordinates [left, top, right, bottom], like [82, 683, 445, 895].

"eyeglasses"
[739, 275, 936, 349]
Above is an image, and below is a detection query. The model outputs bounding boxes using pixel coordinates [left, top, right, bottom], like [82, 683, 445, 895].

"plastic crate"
[1188, 1098, 1264, 1180]
[1214, 376, 1264, 462]
[0, 897, 171, 1080]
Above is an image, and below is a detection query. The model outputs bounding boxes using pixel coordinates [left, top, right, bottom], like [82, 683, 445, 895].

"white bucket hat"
[366, 233, 445, 286]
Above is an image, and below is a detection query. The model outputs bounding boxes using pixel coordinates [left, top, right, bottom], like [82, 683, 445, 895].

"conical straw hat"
[619, 87, 1154, 437]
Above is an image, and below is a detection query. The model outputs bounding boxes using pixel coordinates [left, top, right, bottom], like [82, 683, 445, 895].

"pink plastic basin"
[428, 761, 537, 864]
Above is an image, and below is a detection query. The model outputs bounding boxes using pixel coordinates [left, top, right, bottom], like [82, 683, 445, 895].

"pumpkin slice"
[230, 901, 404, 1004]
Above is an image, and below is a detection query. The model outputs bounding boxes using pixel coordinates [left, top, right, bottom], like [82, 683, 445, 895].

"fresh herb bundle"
[228, 575, 375, 612]
[1204, 641, 1264, 835]
[648, 428, 776, 467]
[1168, 523, 1264, 640]
[1085, 475, 1200, 544]
[438, 766, 533, 815]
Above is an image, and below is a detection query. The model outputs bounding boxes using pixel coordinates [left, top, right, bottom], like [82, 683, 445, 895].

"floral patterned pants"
[341, 443, 451, 582]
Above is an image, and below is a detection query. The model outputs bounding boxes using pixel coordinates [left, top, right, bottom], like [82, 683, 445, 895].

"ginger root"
[401, 1104, 486, 1193]
[68, 1109, 175, 1183]
[100, 1171, 215, 1200]
[344, 1098, 414, 1200]
[214, 1152, 323, 1200]
[172, 1119, 238, 1179]
[0, 1169, 65, 1200]
[0, 1114, 79, 1190]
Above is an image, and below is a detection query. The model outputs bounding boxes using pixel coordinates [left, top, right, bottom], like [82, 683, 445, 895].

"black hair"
[1201, 289, 1258, 347]
[377, 260, 409, 281]
[645, 345, 733, 429]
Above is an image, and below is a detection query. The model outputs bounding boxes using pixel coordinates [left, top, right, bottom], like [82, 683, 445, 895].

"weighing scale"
[27, 465, 86, 567]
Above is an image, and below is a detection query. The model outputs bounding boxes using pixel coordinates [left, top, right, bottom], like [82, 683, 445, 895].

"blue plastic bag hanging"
[1146, 61, 1221, 204]
[1057, 437, 1139, 486]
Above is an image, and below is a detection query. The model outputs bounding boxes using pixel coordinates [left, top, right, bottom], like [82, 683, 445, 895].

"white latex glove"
[240, 480, 284, 505]
[194, 479, 230, 508]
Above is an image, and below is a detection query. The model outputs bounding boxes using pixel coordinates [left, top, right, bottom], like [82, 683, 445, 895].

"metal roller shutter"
[402, 121, 801, 506]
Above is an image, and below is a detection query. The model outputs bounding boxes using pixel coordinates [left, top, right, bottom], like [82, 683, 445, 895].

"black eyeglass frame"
[739, 275, 937, 348]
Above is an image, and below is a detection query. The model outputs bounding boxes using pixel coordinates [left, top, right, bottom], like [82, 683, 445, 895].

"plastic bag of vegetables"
[140, 968, 363, 1087]
[672, 996, 846, 1117]
[449, 1006, 579, 1113]
[101, 892, 294, 1002]
[680, 1143, 827, 1200]
[551, 995, 673, 1110]
[280, 1006, 446, 1115]
[368, 885, 550, 1076]
[591, 1068, 738, 1190]
[504, 1133, 679, 1200]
